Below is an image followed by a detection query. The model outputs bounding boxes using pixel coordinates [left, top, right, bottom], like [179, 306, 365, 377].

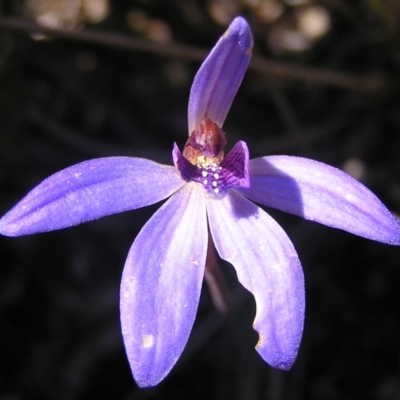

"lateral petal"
[0, 157, 184, 236]
[207, 191, 304, 370]
[239, 156, 400, 245]
[120, 183, 207, 387]
[188, 16, 253, 133]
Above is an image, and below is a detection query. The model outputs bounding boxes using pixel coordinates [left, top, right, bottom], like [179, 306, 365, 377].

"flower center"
[173, 119, 250, 195]
[198, 162, 224, 194]
[181, 119, 226, 194]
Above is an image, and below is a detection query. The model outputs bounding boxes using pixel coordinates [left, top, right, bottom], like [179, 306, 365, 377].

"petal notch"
[207, 191, 304, 370]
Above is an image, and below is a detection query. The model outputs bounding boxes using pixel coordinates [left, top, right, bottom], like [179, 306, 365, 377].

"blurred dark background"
[1, 1, 400, 399]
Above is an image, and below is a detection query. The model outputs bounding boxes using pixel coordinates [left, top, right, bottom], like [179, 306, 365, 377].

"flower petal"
[239, 156, 400, 244]
[0, 157, 184, 236]
[207, 191, 304, 370]
[120, 183, 207, 387]
[188, 16, 253, 133]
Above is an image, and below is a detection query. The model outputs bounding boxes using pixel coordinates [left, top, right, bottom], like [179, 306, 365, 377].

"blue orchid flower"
[1, 17, 399, 388]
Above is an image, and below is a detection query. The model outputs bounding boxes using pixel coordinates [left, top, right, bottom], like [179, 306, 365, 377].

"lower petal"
[207, 191, 304, 370]
[120, 183, 207, 387]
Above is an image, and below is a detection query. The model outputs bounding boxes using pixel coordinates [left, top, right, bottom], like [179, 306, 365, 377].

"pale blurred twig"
[0, 17, 385, 93]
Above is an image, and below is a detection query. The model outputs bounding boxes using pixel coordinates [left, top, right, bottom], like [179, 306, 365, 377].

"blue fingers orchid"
[1, 17, 399, 388]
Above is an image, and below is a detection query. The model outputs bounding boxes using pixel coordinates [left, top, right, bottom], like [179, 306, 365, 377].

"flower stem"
[204, 234, 231, 314]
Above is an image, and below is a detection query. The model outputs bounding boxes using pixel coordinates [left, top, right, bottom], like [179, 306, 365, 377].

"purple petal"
[219, 141, 250, 189]
[239, 156, 400, 244]
[0, 157, 184, 236]
[188, 16, 253, 134]
[207, 191, 304, 370]
[120, 183, 207, 387]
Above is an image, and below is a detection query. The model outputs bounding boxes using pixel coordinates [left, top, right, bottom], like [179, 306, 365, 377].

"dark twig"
[0, 17, 386, 93]
[204, 234, 231, 314]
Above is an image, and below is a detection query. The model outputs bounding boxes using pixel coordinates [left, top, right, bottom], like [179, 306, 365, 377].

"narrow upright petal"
[207, 191, 304, 370]
[188, 16, 253, 133]
[239, 156, 400, 244]
[120, 183, 207, 387]
[0, 157, 184, 236]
